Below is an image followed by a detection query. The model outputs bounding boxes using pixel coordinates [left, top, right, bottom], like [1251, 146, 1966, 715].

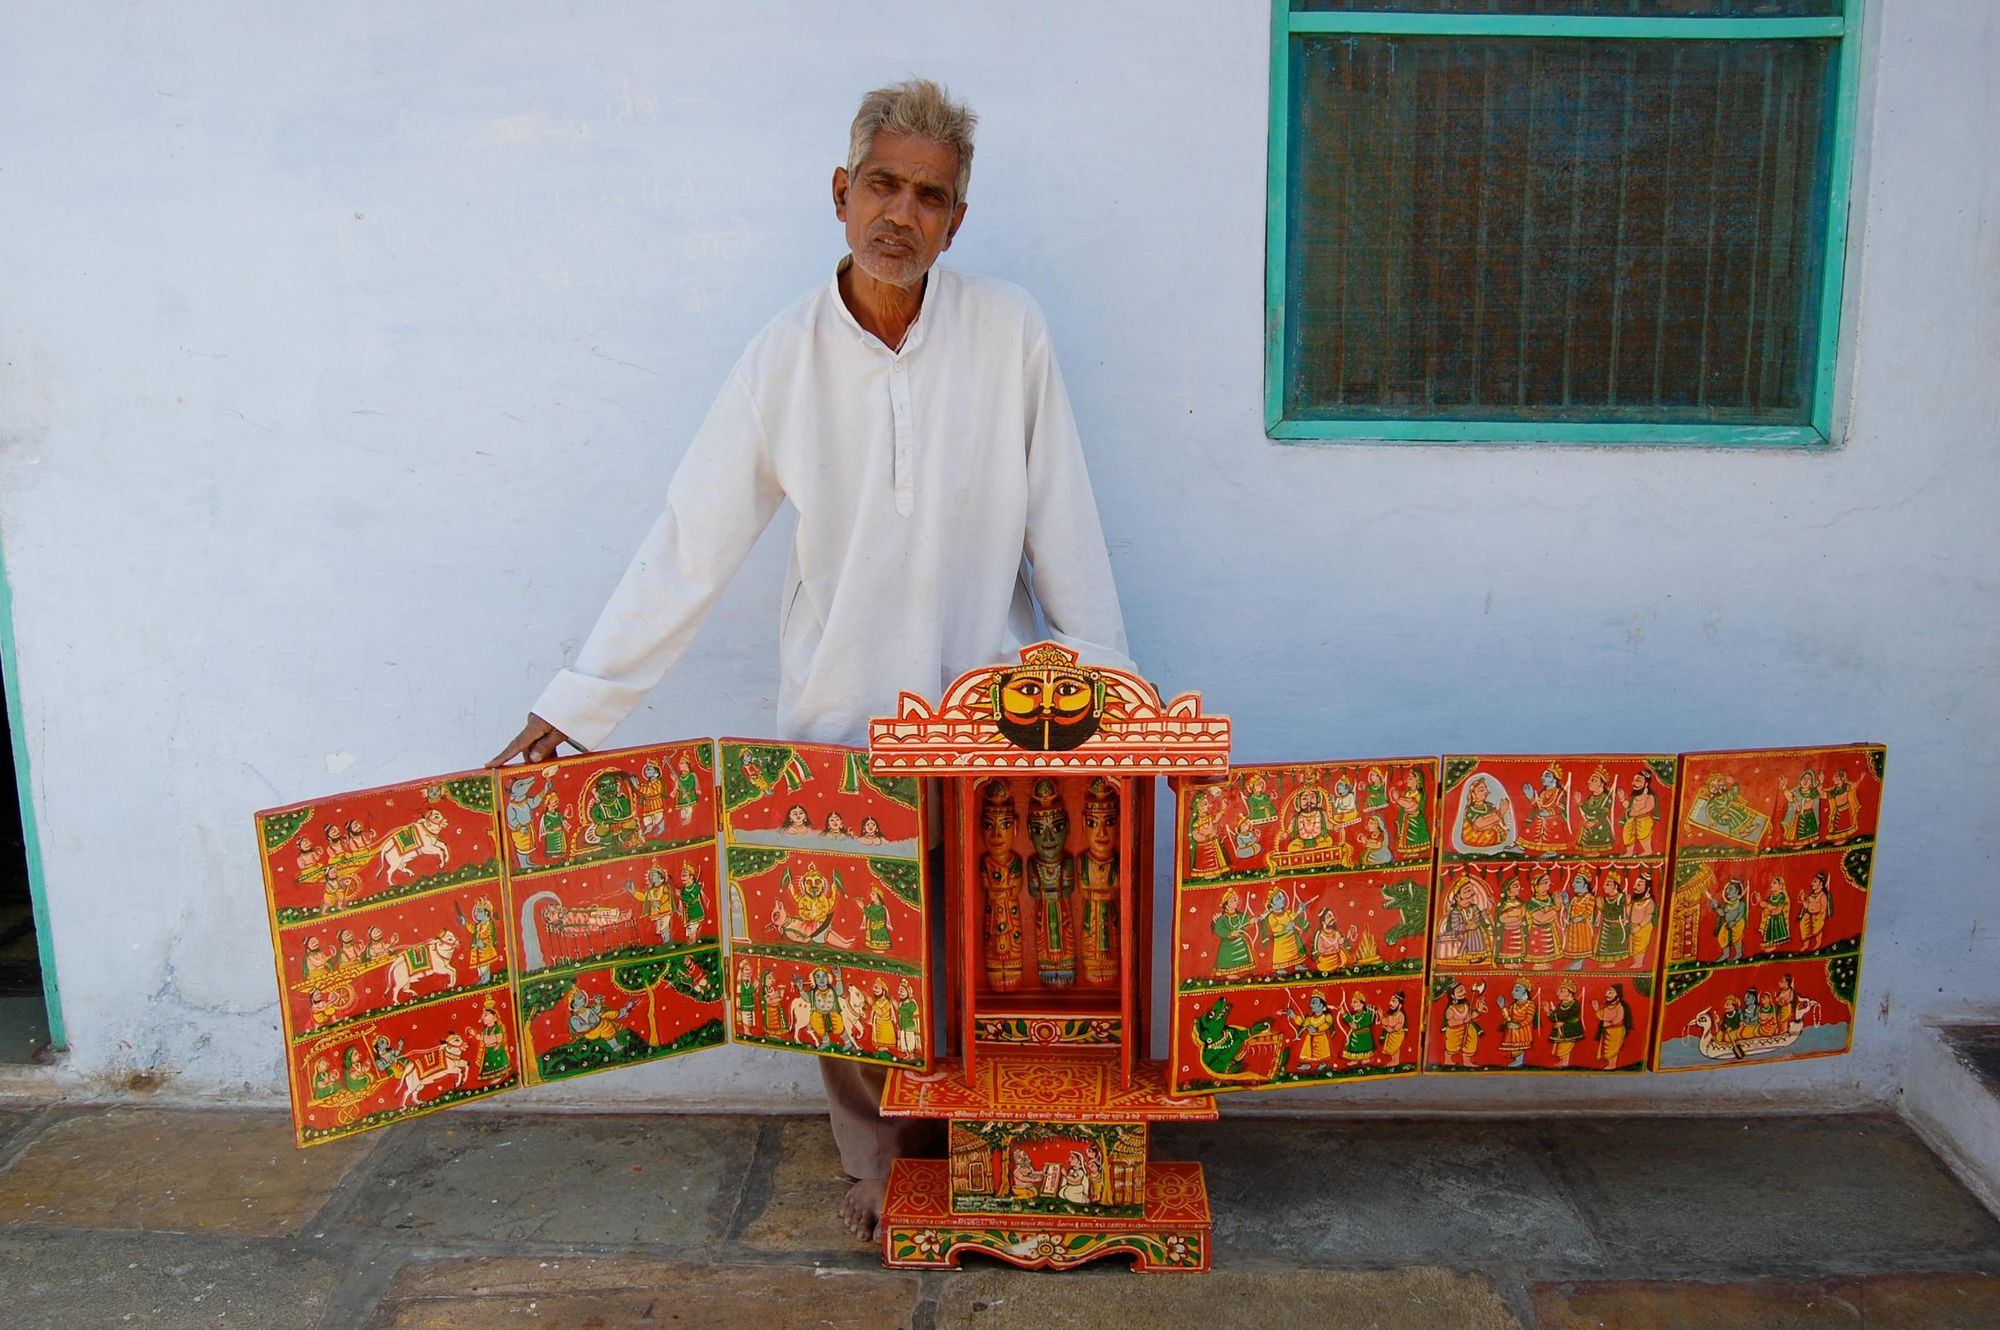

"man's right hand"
[490, 713, 574, 766]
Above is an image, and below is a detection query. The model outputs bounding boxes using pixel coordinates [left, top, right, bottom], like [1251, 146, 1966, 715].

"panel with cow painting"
[1168, 759, 1436, 1095]
[718, 738, 931, 1068]
[287, 981, 523, 1147]
[499, 740, 727, 1085]
[1653, 744, 1883, 1071]
[275, 884, 516, 1040]
[259, 770, 504, 926]
[258, 769, 520, 1146]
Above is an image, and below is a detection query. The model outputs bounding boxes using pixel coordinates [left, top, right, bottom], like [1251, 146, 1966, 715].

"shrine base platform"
[881, 1157, 1211, 1272]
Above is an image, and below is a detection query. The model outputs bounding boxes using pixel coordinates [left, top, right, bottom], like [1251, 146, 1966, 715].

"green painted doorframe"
[0, 536, 66, 1052]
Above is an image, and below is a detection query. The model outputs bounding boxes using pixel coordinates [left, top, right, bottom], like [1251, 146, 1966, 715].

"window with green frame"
[1265, 0, 1864, 445]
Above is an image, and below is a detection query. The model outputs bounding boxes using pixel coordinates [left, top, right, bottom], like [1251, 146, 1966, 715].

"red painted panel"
[1440, 754, 1678, 862]
[1654, 955, 1857, 1072]
[517, 950, 726, 1085]
[1424, 969, 1653, 1074]
[1178, 760, 1436, 885]
[287, 986, 520, 1146]
[721, 739, 923, 851]
[276, 886, 513, 1038]
[258, 771, 503, 924]
[1170, 975, 1422, 1095]
[1677, 745, 1885, 856]
[1656, 744, 1881, 1073]
[730, 951, 929, 1067]
[720, 739, 932, 1068]
[502, 739, 726, 1084]
[1663, 846, 1872, 968]
[1168, 759, 1436, 1095]
[497, 740, 716, 874]
[1432, 860, 1665, 977]
[1174, 871, 1429, 980]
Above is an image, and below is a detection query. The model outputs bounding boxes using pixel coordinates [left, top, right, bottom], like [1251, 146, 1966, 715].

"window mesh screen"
[1284, 34, 1835, 422]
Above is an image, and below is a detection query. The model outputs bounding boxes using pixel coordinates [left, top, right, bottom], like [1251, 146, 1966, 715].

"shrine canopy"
[868, 643, 1230, 776]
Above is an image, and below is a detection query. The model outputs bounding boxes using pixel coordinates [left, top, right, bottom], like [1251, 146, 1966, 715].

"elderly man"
[494, 79, 1130, 1240]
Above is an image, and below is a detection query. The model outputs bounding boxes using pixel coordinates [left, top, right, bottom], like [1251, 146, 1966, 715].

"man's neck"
[838, 258, 928, 351]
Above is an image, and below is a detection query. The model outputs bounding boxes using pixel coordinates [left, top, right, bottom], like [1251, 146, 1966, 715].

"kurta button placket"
[889, 356, 915, 516]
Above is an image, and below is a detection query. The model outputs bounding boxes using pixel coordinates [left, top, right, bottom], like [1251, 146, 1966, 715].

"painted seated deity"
[1459, 778, 1509, 850]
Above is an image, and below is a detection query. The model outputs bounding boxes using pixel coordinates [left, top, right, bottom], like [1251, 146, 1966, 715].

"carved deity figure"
[1025, 779, 1077, 986]
[1074, 777, 1121, 985]
[978, 781, 1026, 992]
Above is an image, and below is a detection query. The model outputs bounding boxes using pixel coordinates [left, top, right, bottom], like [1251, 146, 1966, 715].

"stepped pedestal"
[878, 1053, 1216, 1272]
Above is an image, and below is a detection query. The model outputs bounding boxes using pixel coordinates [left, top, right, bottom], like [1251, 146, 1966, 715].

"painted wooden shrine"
[254, 645, 1885, 1272]
[865, 644, 1227, 1271]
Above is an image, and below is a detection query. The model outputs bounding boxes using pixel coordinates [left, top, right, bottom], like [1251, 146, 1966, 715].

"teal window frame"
[1264, 1, 1866, 448]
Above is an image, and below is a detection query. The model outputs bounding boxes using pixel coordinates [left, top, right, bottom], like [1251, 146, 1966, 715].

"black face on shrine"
[993, 665, 1103, 752]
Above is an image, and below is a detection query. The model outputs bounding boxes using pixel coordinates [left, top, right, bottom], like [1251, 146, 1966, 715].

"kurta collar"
[829, 255, 940, 358]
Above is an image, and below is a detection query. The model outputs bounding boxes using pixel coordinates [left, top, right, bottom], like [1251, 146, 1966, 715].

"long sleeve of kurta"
[529, 263, 1132, 751]
[1021, 324, 1133, 673]
[531, 367, 782, 750]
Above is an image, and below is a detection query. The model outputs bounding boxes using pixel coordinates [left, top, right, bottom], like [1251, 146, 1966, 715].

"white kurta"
[531, 262, 1132, 751]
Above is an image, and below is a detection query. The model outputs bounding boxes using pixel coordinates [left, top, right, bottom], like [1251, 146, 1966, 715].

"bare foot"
[840, 1176, 887, 1242]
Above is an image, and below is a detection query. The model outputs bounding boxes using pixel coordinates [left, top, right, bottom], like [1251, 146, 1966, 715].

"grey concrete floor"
[0, 1104, 1995, 1328]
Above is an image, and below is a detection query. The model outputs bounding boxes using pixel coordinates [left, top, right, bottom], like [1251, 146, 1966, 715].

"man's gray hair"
[847, 78, 977, 203]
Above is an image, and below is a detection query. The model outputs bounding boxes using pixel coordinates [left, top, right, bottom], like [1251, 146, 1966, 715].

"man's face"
[834, 130, 967, 288]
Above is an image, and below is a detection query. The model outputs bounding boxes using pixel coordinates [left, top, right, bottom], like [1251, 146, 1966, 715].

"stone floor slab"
[0, 1107, 371, 1236]
[0, 1107, 32, 1155]
[1154, 1120, 1597, 1267]
[1532, 1278, 1864, 1329]
[366, 1257, 921, 1329]
[1861, 1272, 2000, 1329]
[737, 1118, 863, 1254]
[935, 1266, 1521, 1330]
[0, 1228, 340, 1330]
[334, 1112, 756, 1248]
[1544, 1116, 2000, 1273]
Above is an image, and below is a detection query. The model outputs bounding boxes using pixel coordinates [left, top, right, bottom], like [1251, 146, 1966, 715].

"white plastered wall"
[0, 1, 1994, 1111]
